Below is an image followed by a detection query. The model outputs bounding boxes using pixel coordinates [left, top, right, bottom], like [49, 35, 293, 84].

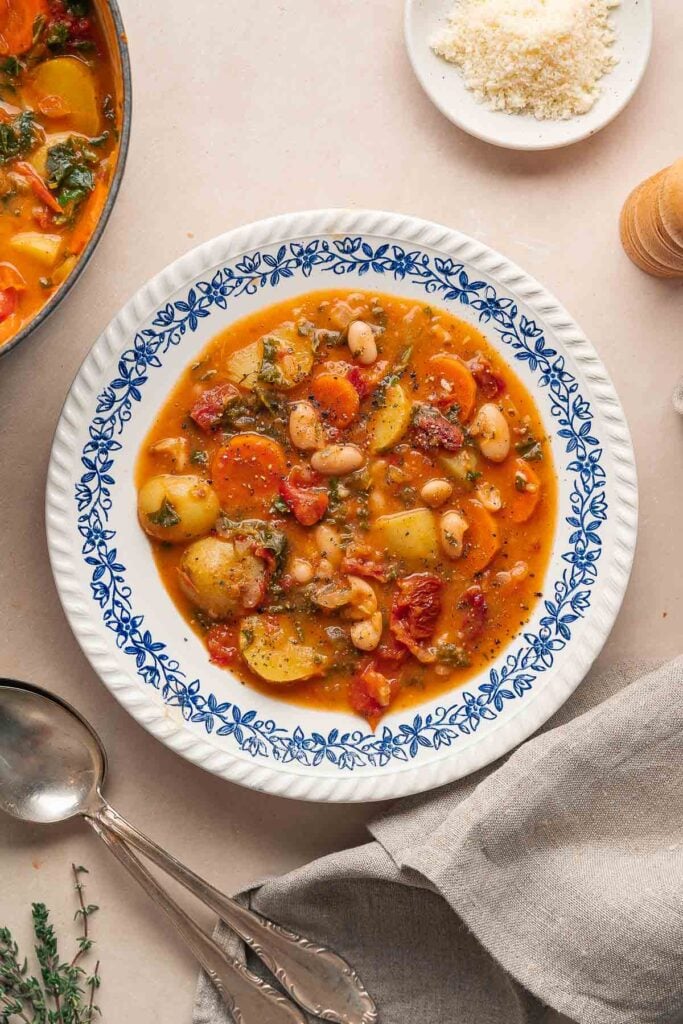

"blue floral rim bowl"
[46, 210, 638, 802]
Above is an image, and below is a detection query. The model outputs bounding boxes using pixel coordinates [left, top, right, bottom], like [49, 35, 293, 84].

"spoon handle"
[86, 816, 305, 1024]
[95, 802, 377, 1024]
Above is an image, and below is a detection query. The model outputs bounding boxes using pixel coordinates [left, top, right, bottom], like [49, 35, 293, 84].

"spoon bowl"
[0, 680, 106, 824]
[0, 678, 378, 1024]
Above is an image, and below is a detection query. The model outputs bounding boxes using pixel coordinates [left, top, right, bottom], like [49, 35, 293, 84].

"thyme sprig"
[0, 865, 101, 1024]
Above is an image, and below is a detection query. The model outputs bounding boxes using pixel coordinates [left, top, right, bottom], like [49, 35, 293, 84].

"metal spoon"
[0, 679, 378, 1024]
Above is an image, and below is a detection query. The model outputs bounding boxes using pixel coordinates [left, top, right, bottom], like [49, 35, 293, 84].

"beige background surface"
[1, 2, 682, 1022]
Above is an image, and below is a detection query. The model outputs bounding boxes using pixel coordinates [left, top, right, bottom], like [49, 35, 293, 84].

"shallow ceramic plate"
[46, 210, 637, 802]
[404, 0, 652, 150]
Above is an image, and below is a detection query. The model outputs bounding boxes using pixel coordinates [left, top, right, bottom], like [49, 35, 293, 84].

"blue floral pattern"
[74, 237, 606, 770]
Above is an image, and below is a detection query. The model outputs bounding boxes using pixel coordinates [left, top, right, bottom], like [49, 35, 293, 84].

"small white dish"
[404, 0, 653, 151]
[46, 209, 637, 803]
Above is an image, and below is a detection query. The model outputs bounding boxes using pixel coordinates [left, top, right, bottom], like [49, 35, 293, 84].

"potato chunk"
[10, 232, 62, 267]
[369, 382, 412, 453]
[28, 57, 100, 136]
[179, 537, 267, 619]
[137, 474, 219, 542]
[225, 324, 313, 391]
[239, 614, 323, 684]
[372, 508, 439, 562]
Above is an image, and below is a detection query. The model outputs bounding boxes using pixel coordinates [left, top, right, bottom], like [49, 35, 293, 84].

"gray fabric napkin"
[193, 657, 683, 1024]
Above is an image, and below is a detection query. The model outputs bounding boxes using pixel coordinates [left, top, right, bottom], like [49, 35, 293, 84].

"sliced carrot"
[311, 370, 360, 428]
[0, 262, 26, 292]
[429, 353, 477, 421]
[506, 459, 541, 524]
[38, 94, 72, 119]
[211, 433, 287, 515]
[15, 162, 62, 215]
[68, 177, 108, 255]
[0, 0, 48, 55]
[462, 499, 502, 573]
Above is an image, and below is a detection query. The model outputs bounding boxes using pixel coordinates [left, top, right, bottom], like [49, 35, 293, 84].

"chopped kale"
[397, 485, 418, 508]
[269, 495, 291, 516]
[147, 498, 180, 528]
[465, 469, 482, 485]
[65, 0, 91, 13]
[257, 335, 286, 386]
[87, 130, 110, 148]
[46, 137, 98, 209]
[515, 435, 544, 461]
[0, 111, 37, 164]
[189, 448, 208, 467]
[241, 627, 254, 649]
[0, 56, 21, 82]
[435, 643, 471, 668]
[373, 346, 413, 407]
[46, 20, 70, 49]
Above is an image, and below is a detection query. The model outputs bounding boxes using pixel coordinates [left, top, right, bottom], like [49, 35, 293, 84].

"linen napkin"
[193, 657, 683, 1024]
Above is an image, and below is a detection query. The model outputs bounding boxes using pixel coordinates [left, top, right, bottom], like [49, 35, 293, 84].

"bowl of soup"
[0, 0, 131, 357]
[46, 210, 637, 802]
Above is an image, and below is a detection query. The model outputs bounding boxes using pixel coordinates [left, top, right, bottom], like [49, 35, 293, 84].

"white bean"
[347, 320, 378, 365]
[290, 558, 314, 584]
[439, 510, 469, 560]
[313, 580, 352, 609]
[289, 401, 324, 451]
[470, 403, 510, 463]
[314, 523, 344, 567]
[345, 576, 378, 620]
[476, 481, 502, 512]
[316, 558, 335, 580]
[350, 612, 383, 651]
[420, 478, 453, 508]
[310, 444, 364, 476]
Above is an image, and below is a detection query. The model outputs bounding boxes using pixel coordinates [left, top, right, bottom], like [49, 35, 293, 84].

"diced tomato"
[460, 585, 488, 642]
[33, 205, 53, 230]
[411, 403, 463, 452]
[0, 288, 18, 324]
[279, 466, 329, 526]
[206, 623, 240, 667]
[341, 545, 391, 582]
[346, 359, 388, 399]
[190, 382, 238, 431]
[390, 573, 442, 660]
[46, 0, 93, 46]
[375, 634, 409, 671]
[349, 663, 399, 730]
[469, 355, 506, 399]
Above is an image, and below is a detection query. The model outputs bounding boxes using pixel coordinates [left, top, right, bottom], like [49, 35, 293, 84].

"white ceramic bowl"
[404, 0, 653, 151]
[46, 209, 637, 802]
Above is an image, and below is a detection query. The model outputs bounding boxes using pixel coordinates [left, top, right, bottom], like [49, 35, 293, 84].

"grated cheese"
[431, 0, 620, 120]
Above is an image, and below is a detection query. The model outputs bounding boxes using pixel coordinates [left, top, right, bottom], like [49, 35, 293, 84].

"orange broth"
[136, 289, 557, 727]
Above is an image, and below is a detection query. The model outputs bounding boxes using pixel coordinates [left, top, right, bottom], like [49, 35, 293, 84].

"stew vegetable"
[136, 290, 557, 728]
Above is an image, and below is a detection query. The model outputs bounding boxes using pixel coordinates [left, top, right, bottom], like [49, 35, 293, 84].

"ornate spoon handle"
[87, 816, 305, 1024]
[95, 802, 378, 1024]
